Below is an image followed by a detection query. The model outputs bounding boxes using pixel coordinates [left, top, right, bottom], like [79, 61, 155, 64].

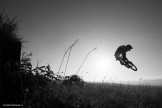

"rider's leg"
[116, 57, 124, 65]
[118, 58, 125, 65]
[120, 60, 124, 65]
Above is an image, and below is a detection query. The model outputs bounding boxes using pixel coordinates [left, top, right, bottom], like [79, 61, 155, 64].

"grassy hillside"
[3, 76, 162, 108]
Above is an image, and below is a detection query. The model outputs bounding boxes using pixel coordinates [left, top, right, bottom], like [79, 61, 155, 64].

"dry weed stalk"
[58, 39, 79, 76]
[76, 47, 97, 74]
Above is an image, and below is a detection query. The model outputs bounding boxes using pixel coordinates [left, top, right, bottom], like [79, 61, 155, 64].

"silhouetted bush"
[62, 75, 85, 88]
[0, 12, 23, 42]
[1, 11, 23, 104]
[2, 52, 86, 107]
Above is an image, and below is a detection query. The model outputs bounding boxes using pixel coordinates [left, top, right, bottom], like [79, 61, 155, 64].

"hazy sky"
[1, 0, 162, 82]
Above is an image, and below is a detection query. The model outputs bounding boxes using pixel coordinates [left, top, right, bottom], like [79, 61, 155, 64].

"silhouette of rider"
[115, 44, 133, 67]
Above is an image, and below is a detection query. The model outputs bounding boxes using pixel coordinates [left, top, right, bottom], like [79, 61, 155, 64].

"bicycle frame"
[119, 59, 137, 71]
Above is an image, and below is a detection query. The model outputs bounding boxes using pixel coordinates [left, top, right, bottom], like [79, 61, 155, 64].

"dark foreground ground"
[2, 71, 162, 108]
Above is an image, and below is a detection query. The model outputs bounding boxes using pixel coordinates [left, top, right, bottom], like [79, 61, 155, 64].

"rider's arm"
[122, 52, 126, 58]
[122, 52, 128, 61]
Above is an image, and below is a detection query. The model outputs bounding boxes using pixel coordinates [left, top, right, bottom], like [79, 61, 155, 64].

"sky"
[1, 0, 162, 82]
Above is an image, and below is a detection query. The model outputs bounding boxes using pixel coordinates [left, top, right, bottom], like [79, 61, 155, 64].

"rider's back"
[115, 45, 127, 58]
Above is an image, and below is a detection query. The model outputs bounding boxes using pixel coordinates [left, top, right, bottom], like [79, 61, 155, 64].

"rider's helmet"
[127, 44, 133, 50]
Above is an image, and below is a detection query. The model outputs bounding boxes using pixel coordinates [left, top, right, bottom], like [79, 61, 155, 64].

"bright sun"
[84, 52, 115, 82]
[93, 53, 111, 71]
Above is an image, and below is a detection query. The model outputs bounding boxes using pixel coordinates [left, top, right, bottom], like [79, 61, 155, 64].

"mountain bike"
[119, 59, 137, 71]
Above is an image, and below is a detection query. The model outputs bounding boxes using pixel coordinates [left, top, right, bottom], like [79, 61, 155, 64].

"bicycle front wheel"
[128, 62, 137, 71]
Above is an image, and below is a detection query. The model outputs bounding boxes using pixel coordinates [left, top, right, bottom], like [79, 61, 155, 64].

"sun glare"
[93, 53, 112, 71]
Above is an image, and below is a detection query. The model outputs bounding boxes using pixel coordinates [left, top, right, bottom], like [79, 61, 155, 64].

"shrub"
[62, 74, 85, 88]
